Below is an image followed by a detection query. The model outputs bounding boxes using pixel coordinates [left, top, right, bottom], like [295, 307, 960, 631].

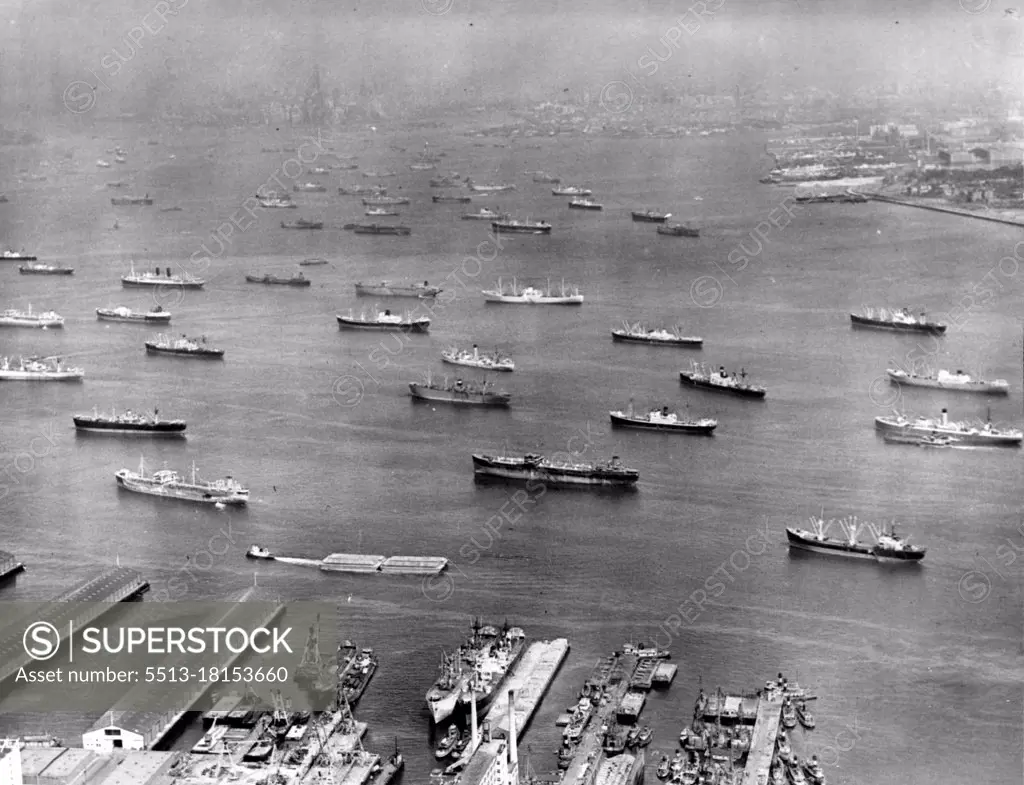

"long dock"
[0, 567, 149, 688]
[272, 552, 448, 575]
[869, 193, 1024, 227]
[0, 550, 25, 582]
[740, 694, 784, 785]
[485, 638, 570, 740]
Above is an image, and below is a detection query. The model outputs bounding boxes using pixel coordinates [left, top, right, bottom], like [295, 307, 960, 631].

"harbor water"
[0, 124, 1020, 785]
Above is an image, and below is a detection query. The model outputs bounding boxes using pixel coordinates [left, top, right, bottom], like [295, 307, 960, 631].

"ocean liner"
[874, 408, 1022, 446]
[482, 278, 582, 304]
[73, 407, 186, 436]
[0, 356, 83, 381]
[122, 264, 205, 289]
[20, 263, 73, 275]
[425, 620, 527, 724]
[886, 368, 1008, 395]
[145, 334, 224, 358]
[786, 514, 925, 562]
[409, 376, 511, 407]
[115, 458, 248, 505]
[850, 307, 945, 334]
[612, 322, 702, 347]
[472, 452, 639, 488]
[0, 306, 64, 328]
[355, 281, 442, 298]
[97, 305, 171, 324]
[679, 363, 767, 398]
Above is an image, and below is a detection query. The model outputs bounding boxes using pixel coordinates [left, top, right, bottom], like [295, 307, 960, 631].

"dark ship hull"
[20, 266, 73, 275]
[785, 528, 924, 561]
[679, 372, 766, 398]
[609, 413, 715, 434]
[409, 384, 511, 406]
[110, 198, 153, 206]
[631, 212, 670, 223]
[2, 255, 37, 261]
[432, 196, 471, 203]
[145, 344, 224, 358]
[73, 417, 186, 435]
[850, 314, 946, 334]
[245, 276, 311, 287]
[472, 454, 638, 488]
[612, 331, 702, 347]
[280, 222, 324, 230]
[352, 225, 411, 235]
[491, 222, 552, 234]
[337, 316, 429, 332]
[657, 225, 699, 237]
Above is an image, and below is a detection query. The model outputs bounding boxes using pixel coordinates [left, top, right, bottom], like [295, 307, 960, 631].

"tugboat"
[631, 210, 671, 223]
[612, 322, 702, 347]
[19, 263, 73, 275]
[246, 545, 273, 559]
[73, 407, 186, 435]
[679, 363, 767, 399]
[122, 263, 205, 288]
[850, 307, 946, 334]
[0, 356, 83, 381]
[97, 305, 171, 323]
[785, 514, 926, 562]
[355, 281, 442, 298]
[552, 186, 592, 196]
[2, 248, 37, 261]
[110, 194, 153, 206]
[257, 193, 298, 208]
[482, 278, 582, 304]
[352, 224, 412, 235]
[245, 272, 311, 287]
[801, 756, 826, 785]
[292, 182, 327, 193]
[637, 727, 653, 747]
[435, 726, 460, 759]
[796, 700, 815, 729]
[491, 218, 552, 234]
[472, 453, 639, 488]
[781, 700, 797, 730]
[656, 224, 699, 237]
[432, 194, 472, 203]
[280, 218, 324, 230]
[362, 196, 410, 206]
[874, 408, 1022, 446]
[441, 345, 514, 372]
[144, 334, 224, 359]
[462, 207, 509, 221]
[610, 402, 717, 434]
[336, 309, 430, 332]
[886, 368, 1009, 395]
[568, 198, 603, 210]
[0, 306, 64, 328]
[115, 457, 249, 505]
[409, 376, 511, 407]
[622, 643, 670, 659]
[365, 207, 400, 216]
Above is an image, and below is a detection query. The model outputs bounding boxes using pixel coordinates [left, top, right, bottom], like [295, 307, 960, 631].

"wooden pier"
[740, 694, 784, 785]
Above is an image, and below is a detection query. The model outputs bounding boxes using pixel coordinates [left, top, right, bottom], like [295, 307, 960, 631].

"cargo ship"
[612, 322, 702, 347]
[442, 345, 514, 372]
[256, 194, 297, 208]
[366, 207, 400, 216]
[850, 307, 945, 334]
[425, 619, 527, 724]
[482, 278, 582, 304]
[552, 186, 592, 196]
[462, 208, 509, 221]
[409, 376, 511, 407]
[355, 281, 442, 298]
[874, 408, 1022, 446]
[433, 195, 472, 203]
[430, 176, 461, 188]
[409, 163, 436, 171]
[362, 196, 410, 206]
[293, 182, 327, 193]
[115, 458, 248, 505]
[20, 263, 73, 275]
[568, 198, 603, 210]
[339, 185, 387, 195]
[122, 264, 205, 289]
[786, 514, 925, 562]
[679, 363, 767, 398]
[886, 368, 1008, 395]
[97, 306, 171, 323]
[0, 356, 83, 381]
[281, 219, 324, 230]
[1, 249, 36, 261]
[73, 407, 186, 436]
[656, 224, 699, 237]
[0, 306, 64, 328]
[491, 218, 552, 234]
[340, 646, 378, 706]
[110, 194, 153, 206]
[467, 181, 516, 192]
[337, 309, 430, 332]
[631, 210, 671, 223]
[472, 452, 639, 488]
[145, 334, 224, 358]
[610, 403, 716, 434]
[532, 172, 561, 183]
[245, 273, 311, 287]
[363, 170, 397, 178]
[352, 224, 411, 235]
[299, 258, 329, 266]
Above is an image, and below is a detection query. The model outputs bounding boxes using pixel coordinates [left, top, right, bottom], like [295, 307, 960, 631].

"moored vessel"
[886, 368, 1008, 394]
[299, 258, 329, 266]
[882, 432, 959, 447]
[355, 281, 442, 298]
[462, 207, 509, 221]
[610, 403, 716, 434]
[97, 305, 170, 323]
[432, 194, 472, 203]
[73, 407, 186, 436]
[145, 334, 224, 358]
[491, 218, 552, 234]
[441, 345, 514, 372]
[256, 193, 297, 208]
[612, 322, 702, 346]
[850, 307, 945, 334]
[122, 263, 204, 288]
[532, 172, 561, 183]
[679, 363, 767, 398]
[0, 356, 83, 381]
[472, 452, 639, 488]
[466, 180, 516, 192]
[874, 408, 1022, 446]
[482, 278, 582, 304]
[19, 263, 73, 275]
[786, 514, 925, 562]
[293, 182, 327, 193]
[280, 219, 324, 230]
[115, 457, 248, 505]
[656, 224, 699, 237]
[409, 376, 511, 407]
[552, 186, 592, 196]
[245, 272, 311, 287]
[365, 207, 400, 216]
[110, 194, 153, 206]
[362, 196, 410, 206]
[337, 309, 430, 332]
[631, 210, 671, 223]
[568, 198, 603, 210]
[0, 305, 64, 328]
[2, 248, 37, 261]
[339, 185, 387, 195]
[352, 224, 411, 235]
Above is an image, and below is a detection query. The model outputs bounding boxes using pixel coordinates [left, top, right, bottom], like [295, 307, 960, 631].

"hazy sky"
[1, 0, 1021, 118]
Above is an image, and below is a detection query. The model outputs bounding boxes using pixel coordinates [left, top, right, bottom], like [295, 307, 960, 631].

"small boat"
[657, 223, 699, 237]
[362, 196, 410, 206]
[2, 249, 37, 261]
[886, 367, 1008, 395]
[610, 404, 717, 434]
[637, 727, 653, 747]
[850, 307, 946, 334]
[110, 194, 153, 206]
[442, 345, 514, 372]
[462, 208, 509, 221]
[612, 322, 702, 346]
[96, 159, 111, 168]
[631, 210, 671, 223]
[409, 376, 511, 407]
[336, 309, 430, 332]
[0, 306, 64, 328]
[352, 224, 411, 235]
[679, 363, 767, 399]
[482, 278, 582, 304]
[801, 756, 826, 785]
[257, 194, 297, 208]
[293, 182, 327, 193]
[299, 258, 329, 266]
[882, 433, 959, 447]
[433, 194, 472, 203]
[435, 726, 460, 759]
[73, 407, 186, 436]
[781, 700, 797, 729]
[97, 305, 170, 323]
[145, 334, 224, 358]
[365, 207, 400, 216]
[796, 701, 815, 729]
[19, 263, 73, 275]
[656, 756, 671, 780]
[552, 186, 592, 196]
[622, 643, 670, 659]
[245, 273, 311, 287]
[568, 198, 603, 210]
[874, 409, 1022, 446]
[0, 356, 83, 381]
[246, 544, 273, 559]
[280, 219, 324, 230]
[355, 281, 442, 298]
[122, 263, 204, 288]
[491, 218, 552, 234]
[114, 153, 127, 164]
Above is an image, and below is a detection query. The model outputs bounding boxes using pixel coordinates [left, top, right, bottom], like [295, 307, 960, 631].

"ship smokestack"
[507, 689, 518, 779]
[941, 408, 948, 426]
[471, 686, 479, 750]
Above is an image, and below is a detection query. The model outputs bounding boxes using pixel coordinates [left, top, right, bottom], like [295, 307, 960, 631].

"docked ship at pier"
[74, 407, 185, 435]
[115, 458, 249, 504]
[612, 322, 702, 346]
[0, 305, 64, 328]
[786, 514, 925, 562]
[472, 452, 639, 488]
[874, 408, 1022, 446]
[886, 368, 1009, 394]
[425, 619, 527, 724]
[680, 363, 767, 398]
[409, 376, 511, 407]
[850, 307, 945, 334]
[482, 278, 583, 304]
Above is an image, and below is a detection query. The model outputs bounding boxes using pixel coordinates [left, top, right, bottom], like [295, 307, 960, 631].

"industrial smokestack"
[471, 687, 479, 750]
[507, 689, 517, 767]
